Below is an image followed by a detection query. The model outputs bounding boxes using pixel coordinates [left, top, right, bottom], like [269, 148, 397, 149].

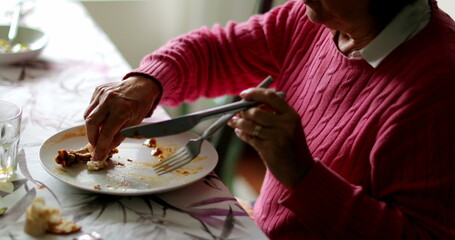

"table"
[0, 1, 268, 239]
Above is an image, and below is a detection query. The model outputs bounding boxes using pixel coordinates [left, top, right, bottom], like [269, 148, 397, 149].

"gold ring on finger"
[253, 124, 262, 138]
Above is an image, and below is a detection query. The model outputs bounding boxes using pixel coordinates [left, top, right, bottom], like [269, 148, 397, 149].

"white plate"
[0, 25, 48, 65]
[39, 125, 218, 195]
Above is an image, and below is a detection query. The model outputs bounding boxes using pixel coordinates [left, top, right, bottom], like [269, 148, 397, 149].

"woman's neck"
[335, 31, 377, 55]
[331, 17, 384, 55]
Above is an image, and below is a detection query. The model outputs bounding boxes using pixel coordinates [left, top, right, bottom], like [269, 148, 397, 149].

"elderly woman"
[84, 0, 455, 238]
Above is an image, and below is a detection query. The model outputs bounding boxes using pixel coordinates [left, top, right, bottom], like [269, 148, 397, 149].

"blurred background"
[81, 0, 286, 68]
[82, 0, 454, 68]
[81, 0, 455, 200]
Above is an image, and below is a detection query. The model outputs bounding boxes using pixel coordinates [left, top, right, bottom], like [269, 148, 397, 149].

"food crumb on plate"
[143, 138, 157, 148]
[93, 184, 101, 190]
[55, 168, 67, 174]
[175, 170, 191, 175]
[152, 148, 163, 158]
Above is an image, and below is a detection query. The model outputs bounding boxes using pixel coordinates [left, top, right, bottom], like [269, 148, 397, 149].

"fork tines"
[153, 150, 192, 175]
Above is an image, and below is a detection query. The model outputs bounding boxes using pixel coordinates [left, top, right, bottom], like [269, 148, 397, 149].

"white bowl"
[0, 25, 48, 65]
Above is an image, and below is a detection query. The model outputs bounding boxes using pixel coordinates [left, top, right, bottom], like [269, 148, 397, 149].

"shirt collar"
[351, 0, 431, 68]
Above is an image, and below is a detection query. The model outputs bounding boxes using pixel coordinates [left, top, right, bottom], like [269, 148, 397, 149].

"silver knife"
[120, 76, 275, 138]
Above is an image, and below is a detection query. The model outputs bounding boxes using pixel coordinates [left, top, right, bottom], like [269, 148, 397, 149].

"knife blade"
[121, 98, 268, 138]
[120, 76, 276, 138]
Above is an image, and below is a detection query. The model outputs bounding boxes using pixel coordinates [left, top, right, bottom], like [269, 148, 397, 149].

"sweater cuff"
[122, 72, 163, 118]
[124, 56, 181, 106]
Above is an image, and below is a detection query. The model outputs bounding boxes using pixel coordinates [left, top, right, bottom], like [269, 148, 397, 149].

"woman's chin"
[305, 6, 323, 24]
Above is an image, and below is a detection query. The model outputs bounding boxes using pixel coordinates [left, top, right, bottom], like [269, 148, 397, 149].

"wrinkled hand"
[84, 75, 161, 161]
[227, 88, 314, 188]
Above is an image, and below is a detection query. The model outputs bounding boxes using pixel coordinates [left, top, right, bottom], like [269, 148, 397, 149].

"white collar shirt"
[349, 0, 432, 68]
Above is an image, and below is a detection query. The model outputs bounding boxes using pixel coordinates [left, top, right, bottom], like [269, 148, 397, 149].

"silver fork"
[154, 112, 236, 175]
[153, 76, 276, 175]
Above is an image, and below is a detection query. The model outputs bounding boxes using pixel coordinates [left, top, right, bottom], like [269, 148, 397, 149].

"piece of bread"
[86, 159, 108, 171]
[86, 147, 119, 171]
[24, 197, 81, 236]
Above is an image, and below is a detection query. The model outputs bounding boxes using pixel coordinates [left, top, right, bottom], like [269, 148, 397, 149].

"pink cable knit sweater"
[127, 0, 455, 239]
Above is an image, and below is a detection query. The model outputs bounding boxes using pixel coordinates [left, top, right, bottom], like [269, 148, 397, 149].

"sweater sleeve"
[124, 0, 308, 106]
[279, 97, 455, 239]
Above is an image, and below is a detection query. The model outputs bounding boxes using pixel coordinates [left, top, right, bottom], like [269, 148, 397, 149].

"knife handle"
[222, 75, 274, 117]
[256, 75, 274, 89]
[199, 76, 274, 138]
[192, 76, 275, 119]
[199, 91, 286, 138]
[190, 99, 261, 121]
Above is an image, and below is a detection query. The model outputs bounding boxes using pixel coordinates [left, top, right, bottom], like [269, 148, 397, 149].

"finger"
[228, 117, 272, 140]
[93, 132, 125, 161]
[84, 94, 100, 120]
[233, 128, 263, 149]
[84, 104, 108, 147]
[238, 107, 280, 127]
[109, 134, 125, 151]
[85, 84, 127, 158]
[228, 116, 256, 135]
[84, 84, 109, 119]
[84, 85, 112, 145]
[240, 88, 290, 114]
[92, 104, 132, 161]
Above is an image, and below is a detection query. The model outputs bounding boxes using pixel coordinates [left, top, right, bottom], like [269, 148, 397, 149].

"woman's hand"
[227, 88, 314, 188]
[84, 75, 161, 161]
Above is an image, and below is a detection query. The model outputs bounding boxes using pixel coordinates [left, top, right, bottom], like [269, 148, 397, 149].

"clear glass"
[0, 100, 22, 182]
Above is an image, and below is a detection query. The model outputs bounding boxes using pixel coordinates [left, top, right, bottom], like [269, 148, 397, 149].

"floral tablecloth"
[0, 0, 267, 239]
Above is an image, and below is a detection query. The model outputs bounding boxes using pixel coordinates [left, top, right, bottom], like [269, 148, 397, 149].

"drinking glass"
[0, 100, 22, 182]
